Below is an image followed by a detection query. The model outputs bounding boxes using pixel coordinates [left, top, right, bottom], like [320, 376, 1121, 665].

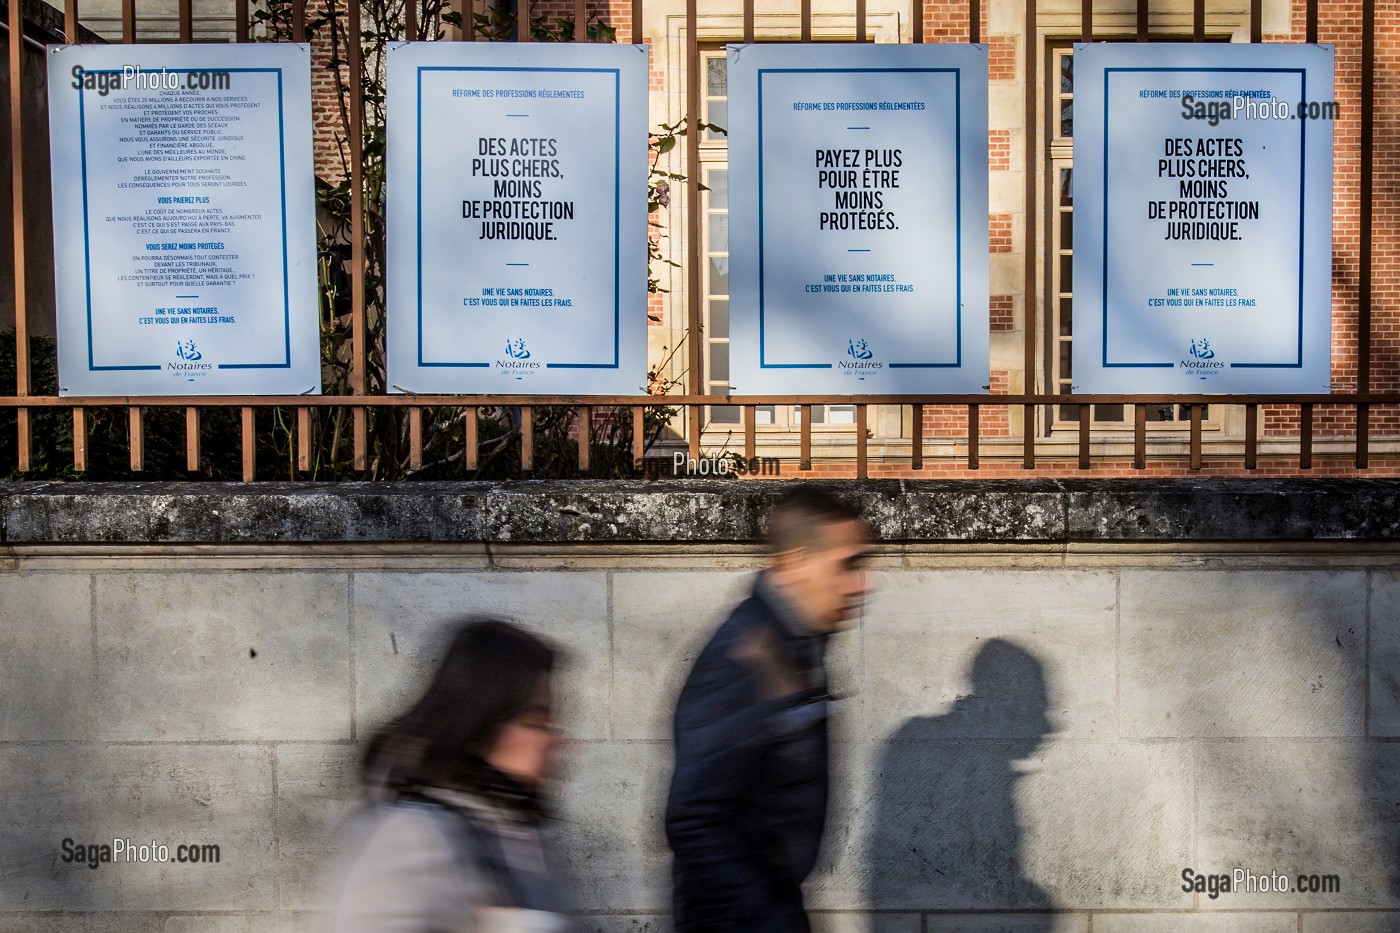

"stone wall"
[1, 480, 1398, 932]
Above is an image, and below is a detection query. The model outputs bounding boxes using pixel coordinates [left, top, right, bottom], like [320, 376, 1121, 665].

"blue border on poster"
[414, 65, 622, 369]
[1100, 66, 1307, 369]
[756, 67, 964, 370]
[78, 68, 293, 371]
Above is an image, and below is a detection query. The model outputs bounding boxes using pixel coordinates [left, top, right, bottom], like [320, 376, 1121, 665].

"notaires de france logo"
[175, 339, 202, 362]
[1188, 338, 1215, 360]
[504, 338, 531, 360]
[847, 338, 873, 361]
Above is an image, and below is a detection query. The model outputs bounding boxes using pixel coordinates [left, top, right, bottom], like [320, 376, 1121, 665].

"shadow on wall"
[867, 639, 1057, 927]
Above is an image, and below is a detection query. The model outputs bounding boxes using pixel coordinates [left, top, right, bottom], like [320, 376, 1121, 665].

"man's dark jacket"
[665, 575, 831, 933]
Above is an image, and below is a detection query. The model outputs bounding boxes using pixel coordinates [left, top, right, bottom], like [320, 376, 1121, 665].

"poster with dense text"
[386, 42, 647, 394]
[48, 44, 320, 396]
[727, 43, 989, 394]
[1073, 43, 1334, 393]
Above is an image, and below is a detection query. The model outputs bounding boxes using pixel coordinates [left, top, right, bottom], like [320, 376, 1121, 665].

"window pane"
[795, 405, 826, 424]
[709, 299, 729, 337]
[1060, 98, 1073, 138]
[710, 342, 729, 382]
[1059, 341, 1072, 380]
[828, 405, 856, 425]
[755, 406, 775, 426]
[1060, 254, 1072, 291]
[1094, 404, 1125, 423]
[708, 214, 728, 252]
[1059, 297, 1073, 336]
[706, 101, 728, 140]
[1059, 168, 1073, 206]
[1060, 52, 1073, 93]
[1147, 404, 1176, 422]
[710, 405, 741, 424]
[706, 56, 727, 96]
[706, 169, 728, 210]
[1060, 210, 1073, 249]
[708, 256, 729, 296]
[1059, 403, 1080, 421]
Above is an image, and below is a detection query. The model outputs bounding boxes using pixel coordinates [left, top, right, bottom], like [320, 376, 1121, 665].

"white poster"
[727, 44, 989, 395]
[386, 42, 647, 394]
[1073, 43, 1334, 393]
[48, 44, 320, 396]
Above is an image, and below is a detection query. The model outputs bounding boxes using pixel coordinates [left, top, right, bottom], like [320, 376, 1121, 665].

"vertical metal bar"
[10, 0, 30, 474]
[968, 0, 978, 44]
[685, 0, 702, 463]
[855, 404, 868, 479]
[1193, 0, 1204, 41]
[464, 407, 479, 470]
[1356, 404, 1370, 470]
[241, 407, 256, 482]
[1244, 403, 1258, 470]
[72, 408, 87, 472]
[1360, 0, 1374, 398]
[743, 0, 754, 43]
[520, 406, 533, 471]
[632, 406, 646, 471]
[123, 0, 134, 42]
[129, 407, 144, 472]
[801, 0, 811, 42]
[1300, 402, 1313, 470]
[744, 405, 756, 463]
[910, 403, 923, 470]
[1022, 404, 1035, 468]
[186, 407, 200, 472]
[406, 0, 417, 41]
[1077, 405, 1091, 469]
[292, 0, 305, 41]
[235, 0, 249, 42]
[66, 0, 80, 42]
[577, 406, 591, 472]
[465, 0, 474, 40]
[297, 407, 311, 472]
[1189, 404, 1202, 470]
[1306, 0, 1317, 43]
[632, 0, 641, 44]
[1082, 0, 1092, 42]
[1022, 0, 1037, 469]
[799, 405, 812, 470]
[855, 0, 866, 41]
[1249, 0, 1261, 42]
[1136, 0, 1148, 40]
[179, 0, 193, 41]
[1133, 402, 1146, 469]
[348, 0, 368, 470]
[409, 406, 423, 471]
[575, 0, 587, 40]
[517, 0, 529, 41]
[967, 404, 980, 470]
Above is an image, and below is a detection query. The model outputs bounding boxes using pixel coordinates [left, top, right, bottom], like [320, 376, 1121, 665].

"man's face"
[771, 518, 873, 634]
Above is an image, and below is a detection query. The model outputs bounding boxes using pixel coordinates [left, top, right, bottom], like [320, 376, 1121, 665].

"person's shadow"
[866, 639, 1058, 927]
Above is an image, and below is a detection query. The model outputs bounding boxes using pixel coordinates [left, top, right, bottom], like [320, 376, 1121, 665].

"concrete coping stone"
[0, 478, 1397, 544]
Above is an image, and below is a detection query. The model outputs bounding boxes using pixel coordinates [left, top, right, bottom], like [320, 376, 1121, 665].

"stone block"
[94, 572, 351, 741]
[811, 914, 921, 933]
[274, 744, 362, 910]
[352, 571, 610, 741]
[926, 917, 1089, 933]
[163, 916, 321, 933]
[0, 572, 94, 740]
[1369, 572, 1400, 736]
[862, 739, 1193, 910]
[1303, 912, 1400, 932]
[550, 742, 671, 913]
[1120, 571, 1366, 738]
[864, 570, 1116, 739]
[1196, 740, 1400, 909]
[610, 570, 754, 740]
[0, 916, 161, 933]
[0, 744, 276, 911]
[1092, 915, 1295, 933]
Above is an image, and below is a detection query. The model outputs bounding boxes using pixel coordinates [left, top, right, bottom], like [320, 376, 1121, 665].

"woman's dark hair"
[362, 618, 558, 793]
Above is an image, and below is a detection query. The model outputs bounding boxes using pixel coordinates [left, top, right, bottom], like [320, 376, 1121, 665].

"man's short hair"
[766, 486, 863, 554]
